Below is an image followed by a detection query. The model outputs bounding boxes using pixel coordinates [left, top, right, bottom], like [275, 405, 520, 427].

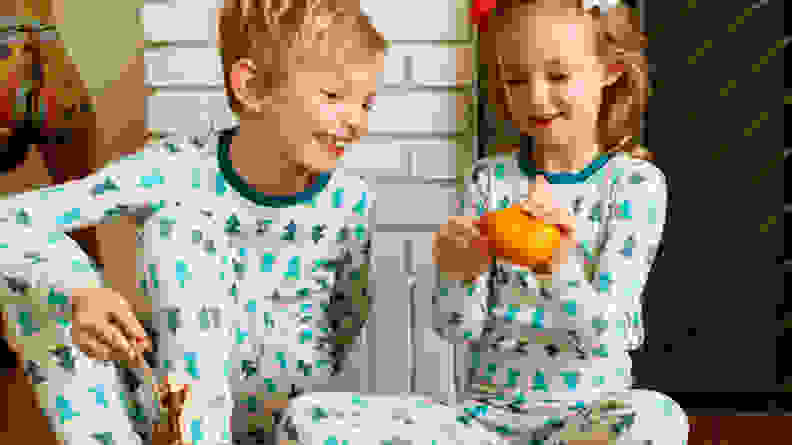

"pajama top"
[433, 148, 667, 407]
[0, 126, 374, 443]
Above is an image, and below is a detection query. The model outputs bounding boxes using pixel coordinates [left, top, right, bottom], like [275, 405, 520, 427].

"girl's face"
[492, 5, 617, 148]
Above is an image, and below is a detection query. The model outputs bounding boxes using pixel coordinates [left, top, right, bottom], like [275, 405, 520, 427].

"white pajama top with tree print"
[0, 126, 374, 444]
[433, 149, 666, 409]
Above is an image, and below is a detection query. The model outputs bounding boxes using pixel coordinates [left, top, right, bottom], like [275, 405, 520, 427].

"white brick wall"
[143, 0, 474, 402]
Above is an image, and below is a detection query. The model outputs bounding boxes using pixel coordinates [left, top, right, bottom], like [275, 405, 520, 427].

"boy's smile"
[227, 22, 384, 197]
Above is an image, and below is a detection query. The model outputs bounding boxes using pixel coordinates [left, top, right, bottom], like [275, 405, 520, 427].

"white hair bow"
[582, 0, 622, 13]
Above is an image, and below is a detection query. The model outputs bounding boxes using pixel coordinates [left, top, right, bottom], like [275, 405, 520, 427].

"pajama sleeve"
[535, 161, 667, 355]
[0, 142, 183, 238]
[322, 187, 375, 377]
[432, 162, 494, 344]
[1, 142, 182, 325]
[138, 209, 234, 444]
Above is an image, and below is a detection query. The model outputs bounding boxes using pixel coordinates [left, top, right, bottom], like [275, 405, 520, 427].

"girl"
[432, 1, 688, 444]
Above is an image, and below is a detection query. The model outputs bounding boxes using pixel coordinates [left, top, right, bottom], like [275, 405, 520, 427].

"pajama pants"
[269, 390, 688, 445]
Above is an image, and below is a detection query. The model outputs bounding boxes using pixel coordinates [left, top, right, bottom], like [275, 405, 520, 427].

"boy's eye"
[321, 90, 339, 100]
[549, 74, 568, 82]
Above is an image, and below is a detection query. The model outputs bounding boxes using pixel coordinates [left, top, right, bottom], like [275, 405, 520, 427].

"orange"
[477, 204, 562, 268]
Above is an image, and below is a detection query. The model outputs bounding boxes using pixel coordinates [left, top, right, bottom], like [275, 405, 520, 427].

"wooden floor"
[0, 363, 61, 445]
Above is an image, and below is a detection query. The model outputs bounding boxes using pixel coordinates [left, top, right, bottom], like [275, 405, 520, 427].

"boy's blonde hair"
[479, 0, 653, 161]
[218, 0, 387, 115]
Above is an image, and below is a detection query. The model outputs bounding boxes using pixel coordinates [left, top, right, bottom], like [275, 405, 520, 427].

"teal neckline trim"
[517, 150, 616, 184]
[216, 126, 332, 208]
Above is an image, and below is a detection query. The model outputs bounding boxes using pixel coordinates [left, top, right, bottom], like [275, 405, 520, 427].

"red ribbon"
[471, 0, 497, 32]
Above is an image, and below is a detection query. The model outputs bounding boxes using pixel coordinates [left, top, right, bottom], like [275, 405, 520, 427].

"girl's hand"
[519, 175, 577, 278]
[432, 215, 493, 282]
[69, 287, 151, 365]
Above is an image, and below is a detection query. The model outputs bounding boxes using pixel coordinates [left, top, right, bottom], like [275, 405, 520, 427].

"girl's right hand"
[432, 216, 493, 282]
[69, 287, 151, 364]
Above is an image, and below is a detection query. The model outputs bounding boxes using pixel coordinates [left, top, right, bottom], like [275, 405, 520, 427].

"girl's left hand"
[519, 175, 577, 278]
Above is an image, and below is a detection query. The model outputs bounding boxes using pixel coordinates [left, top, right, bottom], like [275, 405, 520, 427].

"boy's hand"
[152, 379, 191, 445]
[69, 287, 151, 364]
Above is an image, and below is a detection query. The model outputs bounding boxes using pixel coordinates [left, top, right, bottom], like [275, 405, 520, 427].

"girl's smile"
[529, 112, 563, 128]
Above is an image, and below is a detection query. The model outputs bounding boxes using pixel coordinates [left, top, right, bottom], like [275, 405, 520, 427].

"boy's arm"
[136, 211, 235, 445]
[323, 186, 375, 375]
[0, 143, 178, 239]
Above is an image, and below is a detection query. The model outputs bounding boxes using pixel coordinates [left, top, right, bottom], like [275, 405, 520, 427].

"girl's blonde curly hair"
[218, 0, 386, 115]
[479, 0, 652, 161]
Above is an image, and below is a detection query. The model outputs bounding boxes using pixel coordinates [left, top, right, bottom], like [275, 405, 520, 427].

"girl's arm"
[535, 160, 667, 355]
[432, 162, 493, 344]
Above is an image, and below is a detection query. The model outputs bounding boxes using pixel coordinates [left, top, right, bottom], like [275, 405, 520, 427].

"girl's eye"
[322, 90, 339, 100]
[549, 74, 568, 82]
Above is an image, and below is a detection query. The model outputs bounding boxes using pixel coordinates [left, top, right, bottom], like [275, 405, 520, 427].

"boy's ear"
[230, 58, 265, 112]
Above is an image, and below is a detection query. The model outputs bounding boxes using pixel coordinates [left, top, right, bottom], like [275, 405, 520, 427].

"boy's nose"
[335, 122, 363, 140]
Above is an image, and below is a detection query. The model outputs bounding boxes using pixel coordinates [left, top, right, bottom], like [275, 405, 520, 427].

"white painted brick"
[147, 90, 469, 136]
[145, 46, 404, 87]
[336, 139, 409, 178]
[373, 183, 456, 226]
[367, 231, 412, 394]
[369, 91, 470, 135]
[145, 47, 223, 86]
[147, 91, 236, 136]
[381, 49, 406, 85]
[145, 1, 472, 45]
[389, 44, 473, 86]
[361, 0, 470, 41]
[410, 140, 459, 179]
[143, 2, 217, 43]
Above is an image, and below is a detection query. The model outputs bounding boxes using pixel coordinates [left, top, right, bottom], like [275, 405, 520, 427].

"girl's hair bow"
[471, 0, 621, 32]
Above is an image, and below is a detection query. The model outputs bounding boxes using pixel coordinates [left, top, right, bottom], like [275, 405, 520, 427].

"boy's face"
[491, 5, 619, 147]
[235, 25, 383, 174]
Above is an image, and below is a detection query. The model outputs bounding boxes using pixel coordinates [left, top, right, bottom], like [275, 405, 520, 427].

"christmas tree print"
[256, 218, 272, 235]
[16, 208, 31, 225]
[311, 224, 327, 244]
[281, 220, 297, 241]
[158, 217, 176, 240]
[572, 196, 584, 215]
[353, 193, 367, 216]
[619, 235, 636, 258]
[225, 214, 241, 234]
[589, 201, 603, 223]
[90, 177, 120, 196]
[629, 172, 646, 184]
[497, 195, 511, 210]
[138, 168, 164, 189]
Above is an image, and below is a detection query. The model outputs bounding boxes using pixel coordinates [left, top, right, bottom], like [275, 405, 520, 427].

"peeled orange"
[476, 204, 562, 268]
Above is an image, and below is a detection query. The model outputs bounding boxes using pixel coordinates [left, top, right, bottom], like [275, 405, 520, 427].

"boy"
[2, 0, 386, 444]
